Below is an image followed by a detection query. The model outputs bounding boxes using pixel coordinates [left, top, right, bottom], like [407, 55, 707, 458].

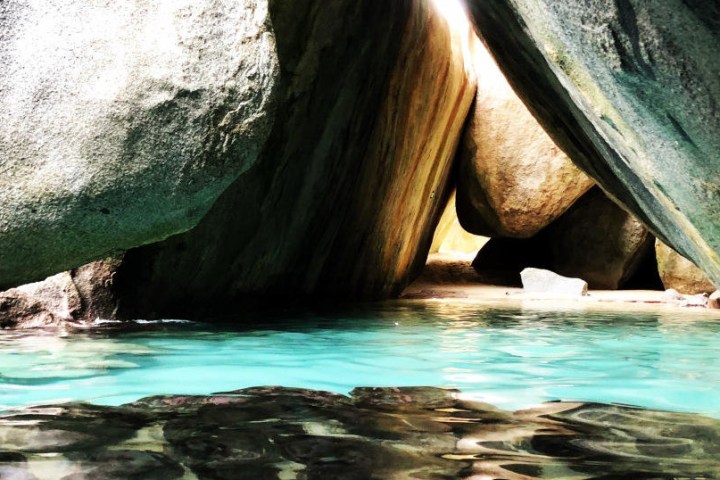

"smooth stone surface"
[520, 268, 588, 297]
[0, 0, 279, 289]
[112, 0, 477, 317]
[656, 239, 715, 294]
[0, 386, 719, 479]
[456, 39, 594, 238]
[466, 0, 720, 286]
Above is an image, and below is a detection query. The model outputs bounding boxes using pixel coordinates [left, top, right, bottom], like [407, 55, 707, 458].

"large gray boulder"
[0, 0, 279, 289]
[111, 0, 477, 317]
[466, 0, 720, 287]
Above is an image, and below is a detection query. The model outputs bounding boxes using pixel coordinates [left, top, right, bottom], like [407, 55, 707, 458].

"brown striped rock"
[456, 40, 593, 238]
[113, 0, 477, 317]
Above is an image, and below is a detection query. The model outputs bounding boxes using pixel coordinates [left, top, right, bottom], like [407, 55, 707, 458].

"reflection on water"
[0, 301, 719, 418]
[0, 386, 718, 479]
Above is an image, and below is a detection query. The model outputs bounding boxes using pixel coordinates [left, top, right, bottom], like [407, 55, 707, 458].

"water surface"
[1, 301, 718, 416]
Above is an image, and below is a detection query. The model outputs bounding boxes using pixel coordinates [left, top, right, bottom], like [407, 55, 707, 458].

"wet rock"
[520, 268, 588, 297]
[465, 0, 720, 286]
[351, 387, 460, 412]
[0, 387, 719, 479]
[656, 239, 715, 295]
[113, 0, 477, 317]
[0, 0, 279, 290]
[0, 404, 148, 453]
[64, 450, 185, 480]
[456, 40, 594, 238]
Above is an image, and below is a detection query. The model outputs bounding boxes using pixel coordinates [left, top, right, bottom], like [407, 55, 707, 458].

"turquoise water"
[1, 301, 719, 416]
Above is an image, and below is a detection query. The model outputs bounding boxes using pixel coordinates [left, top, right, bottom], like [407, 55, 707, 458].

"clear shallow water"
[1, 301, 719, 417]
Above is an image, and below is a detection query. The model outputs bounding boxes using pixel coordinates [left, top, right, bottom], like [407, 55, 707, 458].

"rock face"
[0, 0, 279, 289]
[0, 386, 719, 479]
[113, 0, 477, 317]
[456, 39, 593, 238]
[656, 239, 715, 294]
[466, 0, 720, 285]
[473, 189, 654, 289]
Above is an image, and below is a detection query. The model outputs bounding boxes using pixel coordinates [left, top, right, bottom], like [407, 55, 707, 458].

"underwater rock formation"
[0, 386, 718, 479]
[473, 189, 653, 289]
[112, 0, 476, 317]
[0, 0, 278, 289]
[656, 239, 715, 295]
[456, 40, 594, 238]
[466, 0, 720, 287]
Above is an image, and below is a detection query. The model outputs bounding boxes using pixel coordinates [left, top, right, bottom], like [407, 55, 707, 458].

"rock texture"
[473, 189, 654, 289]
[545, 188, 653, 289]
[466, 0, 720, 285]
[113, 0, 477, 317]
[0, 258, 120, 328]
[656, 239, 715, 294]
[0, 386, 719, 479]
[0, 0, 279, 289]
[456, 40, 594, 238]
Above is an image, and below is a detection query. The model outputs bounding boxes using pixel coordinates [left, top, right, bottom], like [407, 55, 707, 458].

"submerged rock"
[466, 0, 720, 286]
[456, 40, 594, 238]
[0, 386, 719, 479]
[113, 0, 477, 317]
[656, 239, 715, 295]
[520, 268, 588, 297]
[0, 0, 279, 290]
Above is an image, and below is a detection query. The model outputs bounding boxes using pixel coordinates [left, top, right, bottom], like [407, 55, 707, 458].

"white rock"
[520, 268, 588, 297]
